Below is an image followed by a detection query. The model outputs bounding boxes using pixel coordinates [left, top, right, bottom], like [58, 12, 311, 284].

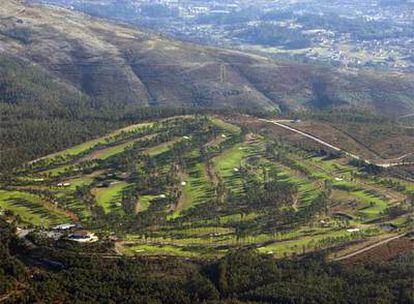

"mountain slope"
[1, 0, 414, 115]
[1, 0, 414, 171]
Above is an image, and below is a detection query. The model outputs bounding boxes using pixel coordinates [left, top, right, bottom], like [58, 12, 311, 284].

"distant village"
[32, 0, 414, 72]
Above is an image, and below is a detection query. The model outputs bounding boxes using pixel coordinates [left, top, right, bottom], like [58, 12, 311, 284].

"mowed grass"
[269, 163, 320, 206]
[0, 190, 70, 227]
[351, 190, 389, 218]
[145, 139, 181, 156]
[42, 164, 75, 177]
[213, 141, 262, 193]
[80, 134, 158, 161]
[210, 117, 241, 134]
[170, 151, 213, 218]
[92, 182, 129, 213]
[44, 122, 154, 159]
[137, 195, 158, 213]
[122, 243, 203, 258]
[257, 229, 353, 258]
[88, 141, 135, 160]
[66, 173, 101, 190]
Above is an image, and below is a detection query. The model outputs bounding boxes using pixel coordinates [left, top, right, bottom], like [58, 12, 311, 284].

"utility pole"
[220, 64, 227, 83]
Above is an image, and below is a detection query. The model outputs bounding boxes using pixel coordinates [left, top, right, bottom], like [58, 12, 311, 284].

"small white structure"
[159, 194, 166, 199]
[67, 231, 98, 243]
[233, 168, 239, 172]
[181, 181, 187, 186]
[53, 223, 76, 231]
[183, 136, 190, 140]
[335, 177, 344, 181]
[346, 228, 360, 233]
[57, 182, 71, 187]
[221, 134, 227, 138]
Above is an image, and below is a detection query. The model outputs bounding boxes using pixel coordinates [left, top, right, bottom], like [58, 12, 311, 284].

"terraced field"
[1, 115, 412, 258]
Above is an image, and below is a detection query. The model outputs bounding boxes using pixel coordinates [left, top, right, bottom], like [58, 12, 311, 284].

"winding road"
[332, 233, 407, 261]
[259, 119, 413, 168]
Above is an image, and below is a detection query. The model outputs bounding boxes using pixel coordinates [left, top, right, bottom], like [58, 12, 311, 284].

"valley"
[0, 0, 413, 303]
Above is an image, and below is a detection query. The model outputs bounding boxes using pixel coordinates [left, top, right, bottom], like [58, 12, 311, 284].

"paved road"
[259, 119, 413, 168]
[400, 113, 414, 119]
[332, 233, 407, 261]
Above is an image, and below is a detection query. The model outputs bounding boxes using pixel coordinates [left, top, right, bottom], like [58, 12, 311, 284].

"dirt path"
[332, 233, 407, 261]
[259, 119, 413, 168]
[171, 170, 188, 212]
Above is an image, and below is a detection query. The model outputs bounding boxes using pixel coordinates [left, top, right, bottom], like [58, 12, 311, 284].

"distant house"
[57, 182, 71, 187]
[52, 223, 76, 231]
[67, 230, 98, 243]
[346, 228, 360, 233]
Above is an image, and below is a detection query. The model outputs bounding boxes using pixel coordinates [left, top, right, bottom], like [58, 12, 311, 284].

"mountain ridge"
[1, 0, 414, 115]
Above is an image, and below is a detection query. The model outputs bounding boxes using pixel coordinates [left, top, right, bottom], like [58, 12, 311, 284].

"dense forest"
[0, 219, 413, 304]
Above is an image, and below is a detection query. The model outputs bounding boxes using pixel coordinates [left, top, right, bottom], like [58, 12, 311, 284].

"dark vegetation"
[0, 218, 413, 304]
[0, 2, 413, 303]
[1, 0, 414, 173]
[297, 108, 414, 159]
[2, 114, 411, 262]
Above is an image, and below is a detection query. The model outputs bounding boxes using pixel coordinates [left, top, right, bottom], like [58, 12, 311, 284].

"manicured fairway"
[42, 122, 155, 159]
[3, 115, 411, 259]
[92, 182, 130, 213]
[146, 139, 181, 156]
[137, 195, 158, 213]
[210, 117, 241, 134]
[0, 190, 70, 227]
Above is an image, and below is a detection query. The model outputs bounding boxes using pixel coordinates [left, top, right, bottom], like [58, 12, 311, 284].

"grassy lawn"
[170, 153, 212, 218]
[112, 122, 154, 135]
[262, 159, 320, 207]
[57, 139, 103, 157]
[352, 190, 389, 218]
[92, 182, 129, 213]
[137, 195, 158, 213]
[0, 190, 70, 227]
[167, 226, 234, 237]
[122, 243, 204, 258]
[258, 229, 354, 258]
[331, 188, 389, 220]
[146, 139, 181, 156]
[44, 122, 154, 159]
[7, 115, 408, 258]
[210, 117, 241, 134]
[90, 141, 135, 160]
[66, 174, 99, 190]
[42, 164, 75, 177]
[213, 142, 262, 193]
